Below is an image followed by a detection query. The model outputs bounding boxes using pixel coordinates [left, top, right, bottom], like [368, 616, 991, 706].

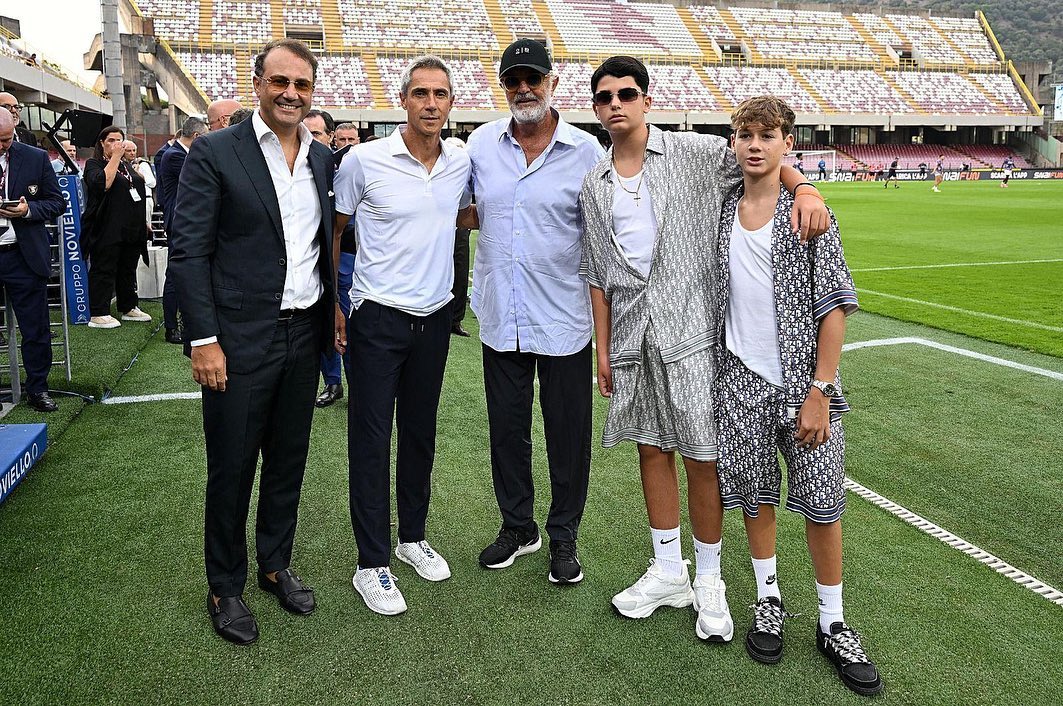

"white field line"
[844, 477, 1063, 607]
[102, 392, 200, 404]
[841, 337, 1063, 381]
[855, 288, 1063, 333]
[852, 258, 1063, 272]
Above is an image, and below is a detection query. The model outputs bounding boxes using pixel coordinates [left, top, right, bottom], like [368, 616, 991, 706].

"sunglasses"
[258, 74, 315, 95]
[500, 73, 545, 92]
[592, 88, 645, 106]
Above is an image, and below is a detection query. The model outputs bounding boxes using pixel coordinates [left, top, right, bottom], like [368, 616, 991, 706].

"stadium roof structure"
[123, 0, 1042, 130]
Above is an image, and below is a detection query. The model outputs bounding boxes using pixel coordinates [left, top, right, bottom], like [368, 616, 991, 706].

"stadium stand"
[888, 70, 997, 115]
[314, 54, 375, 108]
[549, 61, 595, 111]
[545, 0, 701, 58]
[799, 69, 913, 115]
[499, 0, 544, 37]
[685, 5, 736, 43]
[338, 0, 499, 51]
[646, 64, 719, 112]
[377, 56, 496, 110]
[175, 51, 239, 101]
[702, 66, 821, 113]
[284, 0, 323, 27]
[212, 1, 273, 44]
[969, 73, 1030, 114]
[137, 0, 200, 42]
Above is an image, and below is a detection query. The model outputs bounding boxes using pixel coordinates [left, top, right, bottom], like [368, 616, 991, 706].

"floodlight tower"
[100, 0, 127, 130]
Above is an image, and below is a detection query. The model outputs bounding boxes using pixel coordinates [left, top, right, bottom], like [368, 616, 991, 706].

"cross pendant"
[633, 193, 641, 206]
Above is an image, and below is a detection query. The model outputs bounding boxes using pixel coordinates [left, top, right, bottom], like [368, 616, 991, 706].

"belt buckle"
[278, 308, 295, 321]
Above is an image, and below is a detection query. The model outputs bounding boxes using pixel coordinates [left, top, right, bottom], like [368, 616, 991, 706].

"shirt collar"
[597, 124, 664, 180]
[252, 109, 313, 147]
[499, 109, 576, 147]
[387, 124, 452, 166]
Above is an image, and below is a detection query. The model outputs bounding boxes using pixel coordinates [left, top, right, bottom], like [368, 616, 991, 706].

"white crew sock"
[692, 537, 722, 578]
[650, 526, 685, 577]
[816, 581, 844, 632]
[751, 555, 781, 601]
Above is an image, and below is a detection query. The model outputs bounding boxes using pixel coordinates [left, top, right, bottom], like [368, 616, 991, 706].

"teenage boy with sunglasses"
[713, 95, 881, 696]
[578, 56, 828, 641]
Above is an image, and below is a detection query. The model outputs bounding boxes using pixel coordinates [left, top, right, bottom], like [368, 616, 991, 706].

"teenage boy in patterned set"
[578, 56, 829, 643]
[713, 95, 882, 696]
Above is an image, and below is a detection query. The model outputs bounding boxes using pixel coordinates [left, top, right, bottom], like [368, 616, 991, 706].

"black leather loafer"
[451, 324, 470, 337]
[207, 592, 259, 645]
[26, 392, 58, 413]
[314, 384, 343, 407]
[258, 568, 316, 615]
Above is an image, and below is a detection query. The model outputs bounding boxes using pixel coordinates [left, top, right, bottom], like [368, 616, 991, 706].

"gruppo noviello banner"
[56, 175, 90, 325]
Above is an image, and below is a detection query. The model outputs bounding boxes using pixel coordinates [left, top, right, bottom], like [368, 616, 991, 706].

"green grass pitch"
[1, 180, 1061, 704]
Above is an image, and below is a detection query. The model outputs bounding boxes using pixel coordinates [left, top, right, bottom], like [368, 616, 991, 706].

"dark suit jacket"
[167, 118, 336, 374]
[15, 126, 38, 148]
[4, 141, 66, 278]
[157, 142, 186, 234]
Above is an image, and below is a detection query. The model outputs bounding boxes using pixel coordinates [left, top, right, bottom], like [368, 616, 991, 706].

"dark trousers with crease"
[482, 342, 592, 542]
[0, 248, 51, 394]
[89, 241, 141, 316]
[202, 310, 321, 597]
[347, 299, 451, 569]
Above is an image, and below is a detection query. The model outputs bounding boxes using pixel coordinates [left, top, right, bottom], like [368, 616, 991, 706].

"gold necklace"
[614, 168, 644, 206]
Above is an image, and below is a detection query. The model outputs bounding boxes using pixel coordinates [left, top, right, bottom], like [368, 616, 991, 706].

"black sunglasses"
[500, 73, 545, 91]
[592, 88, 645, 106]
[258, 74, 315, 95]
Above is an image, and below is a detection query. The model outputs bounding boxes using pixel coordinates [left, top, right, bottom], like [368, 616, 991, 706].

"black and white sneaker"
[746, 596, 785, 664]
[817, 621, 884, 696]
[478, 524, 542, 569]
[548, 539, 583, 584]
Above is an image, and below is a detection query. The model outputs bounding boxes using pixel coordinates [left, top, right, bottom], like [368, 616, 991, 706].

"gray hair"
[335, 122, 358, 132]
[180, 116, 207, 137]
[398, 55, 453, 97]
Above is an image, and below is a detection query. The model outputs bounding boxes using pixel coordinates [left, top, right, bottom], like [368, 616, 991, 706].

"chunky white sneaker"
[88, 315, 121, 329]
[121, 307, 152, 322]
[611, 559, 694, 619]
[353, 567, 407, 616]
[693, 573, 734, 642]
[395, 540, 451, 582]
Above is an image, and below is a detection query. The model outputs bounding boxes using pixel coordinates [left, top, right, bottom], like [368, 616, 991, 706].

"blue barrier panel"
[57, 175, 90, 325]
[0, 424, 47, 505]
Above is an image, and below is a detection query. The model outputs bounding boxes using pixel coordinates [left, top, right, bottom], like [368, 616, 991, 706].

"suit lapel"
[307, 145, 331, 239]
[7, 142, 25, 196]
[232, 120, 284, 242]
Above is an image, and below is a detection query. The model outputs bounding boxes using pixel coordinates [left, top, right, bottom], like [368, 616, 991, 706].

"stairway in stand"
[364, 53, 388, 110]
[531, 1, 566, 55]
[877, 69, 921, 114]
[482, 0, 513, 48]
[234, 44, 253, 103]
[269, 0, 285, 41]
[846, 14, 892, 64]
[198, 0, 214, 44]
[790, 68, 829, 113]
[717, 8, 757, 61]
[320, 0, 346, 51]
[676, 7, 714, 64]
[697, 66, 732, 112]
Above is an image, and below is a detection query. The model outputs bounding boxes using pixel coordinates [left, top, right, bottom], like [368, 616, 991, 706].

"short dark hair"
[591, 56, 649, 94]
[254, 39, 318, 81]
[228, 108, 253, 125]
[305, 109, 335, 134]
[93, 125, 125, 160]
[180, 116, 207, 138]
[730, 95, 796, 136]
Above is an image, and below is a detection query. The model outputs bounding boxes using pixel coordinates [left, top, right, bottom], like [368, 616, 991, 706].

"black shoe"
[548, 539, 583, 584]
[207, 592, 259, 645]
[26, 392, 58, 413]
[165, 328, 183, 344]
[479, 523, 542, 569]
[257, 568, 316, 615]
[451, 324, 470, 337]
[746, 596, 785, 664]
[314, 384, 343, 407]
[817, 621, 883, 696]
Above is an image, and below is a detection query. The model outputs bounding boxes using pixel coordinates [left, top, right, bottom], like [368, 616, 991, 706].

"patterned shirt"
[579, 125, 741, 366]
[716, 186, 859, 418]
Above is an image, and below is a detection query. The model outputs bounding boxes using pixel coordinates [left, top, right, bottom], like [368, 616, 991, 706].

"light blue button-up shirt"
[467, 113, 605, 356]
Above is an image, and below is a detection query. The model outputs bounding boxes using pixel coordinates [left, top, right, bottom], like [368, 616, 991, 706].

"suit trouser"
[0, 248, 52, 395]
[320, 251, 355, 385]
[89, 241, 140, 316]
[202, 310, 321, 597]
[482, 342, 592, 542]
[347, 299, 451, 569]
[162, 259, 180, 330]
[451, 228, 470, 327]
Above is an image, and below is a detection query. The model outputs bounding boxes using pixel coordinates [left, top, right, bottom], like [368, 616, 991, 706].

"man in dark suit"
[0, 110, 64, 412]
[0, 93, 38, 147]
[168, 38, 338, 645]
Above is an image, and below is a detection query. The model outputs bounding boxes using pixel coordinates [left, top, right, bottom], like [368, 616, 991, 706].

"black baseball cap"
[499, 38, 551, 77]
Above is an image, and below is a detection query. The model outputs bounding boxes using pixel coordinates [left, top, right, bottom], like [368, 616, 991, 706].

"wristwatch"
[811, 380, 840, 397]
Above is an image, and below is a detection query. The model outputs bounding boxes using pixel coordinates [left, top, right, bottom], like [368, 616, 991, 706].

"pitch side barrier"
[806, 168, 1063, 183]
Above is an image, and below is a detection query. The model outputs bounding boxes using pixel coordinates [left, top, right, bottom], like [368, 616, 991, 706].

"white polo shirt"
[335, 125, 471, 316]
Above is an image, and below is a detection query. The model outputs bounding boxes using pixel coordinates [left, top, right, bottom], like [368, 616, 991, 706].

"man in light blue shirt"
[466, 39, 605, 585]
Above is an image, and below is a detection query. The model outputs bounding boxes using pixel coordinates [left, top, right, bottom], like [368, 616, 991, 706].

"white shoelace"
[828, 627, 872, 664]
[751, 599, 784, 635]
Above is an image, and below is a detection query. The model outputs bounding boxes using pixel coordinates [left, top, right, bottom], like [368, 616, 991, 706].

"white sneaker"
[611, 559, 694, 619]
[121, 307, 152, 322]
[693, 573, 734, 642]
[88, 315, 121, 329]
[353, 566, 407, 616]
[395, 540, 451, 582]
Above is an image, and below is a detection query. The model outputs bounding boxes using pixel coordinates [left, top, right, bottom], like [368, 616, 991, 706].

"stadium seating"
[702, 66, 820, 113]
[545, 0, 701, 57]
[852, 12, 902, 48]
[212, 1, 273, 44]
[338, 0, 498, 51]
[800, 69, 913, 114]
[932, 16, 999, 65]
[888, 71, 996, 114]
[314, 55, 374, 108]
[137, 0, 200, 42]
[686, 5, 736, 43]
[646, 64, 719, 112]
[377, 57, 496, 110]
[955, 144, 1032, 168]
[499, 0, 544, 36]
[969, 73, 1029, 114]
[175, 50, 239, 101]
[885, 14, 965, 65]
[284, 0, 323, 27]
[550, 61, 594, 110]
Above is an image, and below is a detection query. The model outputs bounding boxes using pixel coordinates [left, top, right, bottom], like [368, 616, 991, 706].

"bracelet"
[793, 182, 819, 194]
[795, 189, 824, 202]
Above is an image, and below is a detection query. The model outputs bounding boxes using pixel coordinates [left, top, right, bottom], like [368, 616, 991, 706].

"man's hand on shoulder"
[192, 342, 228, 392]
[792, 188, 830, 244]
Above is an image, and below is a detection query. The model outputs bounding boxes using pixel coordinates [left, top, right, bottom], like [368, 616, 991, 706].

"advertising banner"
[0, 424, 47, 505]
[56, 175, 90, 325]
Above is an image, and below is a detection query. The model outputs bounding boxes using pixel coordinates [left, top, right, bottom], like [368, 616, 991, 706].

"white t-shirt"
[610, 169, 656, 278]
[725, 208, 783, 388]
[335, 125, 472, 316]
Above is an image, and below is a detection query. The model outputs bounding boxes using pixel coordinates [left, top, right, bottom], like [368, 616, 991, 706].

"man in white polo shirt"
[334, 55, 472, 616]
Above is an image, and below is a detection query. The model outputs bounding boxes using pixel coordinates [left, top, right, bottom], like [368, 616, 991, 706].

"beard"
[508, 85, 553, 125]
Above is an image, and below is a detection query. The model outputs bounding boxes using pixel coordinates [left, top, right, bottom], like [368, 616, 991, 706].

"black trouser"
[451, 228, 470, 327]
[89, 241, 141, 316]
[162, 248, 180, 330]
[0, 248, 51, 395]
[348, 300, 452, 568]
[202, 310, 321, 597]
[482, 342, 592, 542]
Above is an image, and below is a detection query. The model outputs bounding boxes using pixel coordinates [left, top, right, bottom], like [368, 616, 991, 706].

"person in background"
[51, 140, 79, 175]
[0, 93, 38, 147]
[228, 108, 254, 126]
[206, 99, 242, 132]
[303, 109, 335, 148]
[81, 126, 152, 329]
[125, 141, 157, 233]
[334, 122, 360, 149]
[445, 136, 471, 337]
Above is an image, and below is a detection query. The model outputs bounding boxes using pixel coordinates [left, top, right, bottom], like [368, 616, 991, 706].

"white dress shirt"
[0, 152, 13, 245]
[335, 125, 471, 316]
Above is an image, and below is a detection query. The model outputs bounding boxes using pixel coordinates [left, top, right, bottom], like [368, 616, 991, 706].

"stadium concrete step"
[485, 58, 508, 110]
[697, 65, 732, 112]
[364, 53, 388, 110]
[675, 7, 715, 64]
[198, 0, 213, 44]
[320, 0, 346, 50]
[845, 14, 893, 64]
[716, 8, 757, 61]
[531, 1, 566, 55]
[789, 68, 830, 114]
[482, 0, 514, 47]
[269, 0, 285, 41]
[234, 44, 253, 104]
[876, 69, 922, 114]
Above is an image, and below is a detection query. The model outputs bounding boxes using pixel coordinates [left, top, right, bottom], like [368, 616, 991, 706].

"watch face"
[823, 383, 838, 397]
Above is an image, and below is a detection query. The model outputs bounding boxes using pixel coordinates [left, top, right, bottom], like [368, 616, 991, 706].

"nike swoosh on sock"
[660, 537, 678, 544]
